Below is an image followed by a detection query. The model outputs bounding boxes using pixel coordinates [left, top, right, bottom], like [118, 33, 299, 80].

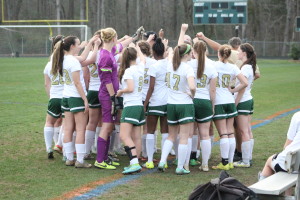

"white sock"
[220, 138, 229, 159]
[178, 144, 188, 169]
[56, 126, 63, 146]
[161, 133, 168, 152]
[114, 125, 121, 150]
[142, 134, 147, 158]
[109, 130, 116, 152]
[196, 150, 201, 159]
[44, 127, 54, 152]
[184, 138, 192, 166]
[85, 130, 95, 155]
[201, 139, 211, 165]
[93, 127, 101, 149]
[160, 139, 173, 163]
[146, 134, 155, 162]
[72, 132, 76, 154]
[173, 136, 179, 159]
[130, 157, 139, 165]
[53, 126, 60, 144]
[250, 139, 254, 160]
[154, 132, 158, 152]
[242, 141, 251, 164]
[75, 144, 85, 163]
[228, 137, 236, 163]
[192, 135, 198, 152]
[64, 142, 74, 161]
[210, 135, 214, 146]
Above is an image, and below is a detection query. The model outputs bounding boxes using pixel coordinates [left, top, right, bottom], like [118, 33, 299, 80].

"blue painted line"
[72, 108, 300, 200]
[251, 108, 300, 130]
[72, 169, 156, 200]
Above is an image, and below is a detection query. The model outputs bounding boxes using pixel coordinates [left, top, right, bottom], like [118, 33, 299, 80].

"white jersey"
[214, 61, 241, 105]
[43, 60, 64, 99]
[141, 57, 157, 101]
[167, 62, 195, 105]
[122, 64, 144, 107]
[62, 55, 87, 98]
[235, 64, 254, 103]
[189, 58, 218, 100]
[148, 58, 168, 106]
[87, 51, 101, 91]
[276, 112, 300, 170]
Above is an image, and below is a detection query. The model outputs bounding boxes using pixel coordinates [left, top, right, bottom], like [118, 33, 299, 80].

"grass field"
[0, 58, 299, 200]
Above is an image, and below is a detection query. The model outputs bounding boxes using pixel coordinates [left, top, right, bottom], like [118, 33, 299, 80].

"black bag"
[189, 171, 259, 200]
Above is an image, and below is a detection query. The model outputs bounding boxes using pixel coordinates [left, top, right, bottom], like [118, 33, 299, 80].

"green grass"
[0, 58, 299, 200]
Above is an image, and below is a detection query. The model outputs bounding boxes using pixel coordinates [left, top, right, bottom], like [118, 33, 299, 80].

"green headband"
[183, 44, 191, 55]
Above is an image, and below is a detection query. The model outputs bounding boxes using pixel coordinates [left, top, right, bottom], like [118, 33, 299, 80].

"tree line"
[1, 0, 299, 56]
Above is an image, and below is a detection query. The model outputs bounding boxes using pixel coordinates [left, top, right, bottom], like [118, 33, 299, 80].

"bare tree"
[282, 0, 293, 56]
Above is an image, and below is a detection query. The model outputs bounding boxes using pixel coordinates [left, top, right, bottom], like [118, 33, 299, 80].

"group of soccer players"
[43, 23, 260, 175]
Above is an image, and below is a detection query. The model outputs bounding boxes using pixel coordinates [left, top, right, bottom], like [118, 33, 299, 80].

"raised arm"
[178, 24, 188, 46]
[76, 35, 99, 62]
[80, 38, 101, 66]
[196, 32, 221, 51]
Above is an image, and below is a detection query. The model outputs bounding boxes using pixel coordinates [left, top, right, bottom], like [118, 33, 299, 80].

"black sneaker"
[233, 154, 242, 162]
[48, 152, 54, 159]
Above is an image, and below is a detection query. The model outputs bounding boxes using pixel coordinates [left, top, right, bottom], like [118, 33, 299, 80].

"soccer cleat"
[199, 165, 209, 172]
[158, 162, 167, 172]
[190, 159, 200, 166]
[94, 161, 116, 170]
[106, 157, 120, 166]
[233, 154, 242, 162]
[229, 163, 234, 169]
[75, 161, 92, 168]
[62, 156, 67, 162]
[175, 168, 190, 175]
[233, 161, 250, 168]
[212, 163, 230, 170]
[48, 151, 54, 159]
[53, 145, 63, 154]
[122, 164, 142, 175]
[108, 155, 119, 162]
[143, 161, 154, 169]
[65, 159, 76, 166]
[108, 151, 118, 158]
[84, 154, 95, 160]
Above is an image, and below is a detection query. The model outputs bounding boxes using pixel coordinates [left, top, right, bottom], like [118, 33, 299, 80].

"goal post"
[0, 25, 89, 57]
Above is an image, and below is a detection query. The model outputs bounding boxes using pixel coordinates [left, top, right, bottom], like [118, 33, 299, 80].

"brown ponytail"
[240, 43, 257, 76]
[194, 41, 207, 79]
[118, 47, 137, 83]
[219, 44, 231, 63]
[51, 36, 78, 76]
[172, 44, 191, 71]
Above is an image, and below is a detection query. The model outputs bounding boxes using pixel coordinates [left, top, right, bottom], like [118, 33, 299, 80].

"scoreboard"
[296, 16, 300, 32]
[193, 0, 248, 25]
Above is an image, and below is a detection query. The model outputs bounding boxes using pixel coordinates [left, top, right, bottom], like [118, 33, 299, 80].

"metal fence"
[0, 26, 299, 58]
